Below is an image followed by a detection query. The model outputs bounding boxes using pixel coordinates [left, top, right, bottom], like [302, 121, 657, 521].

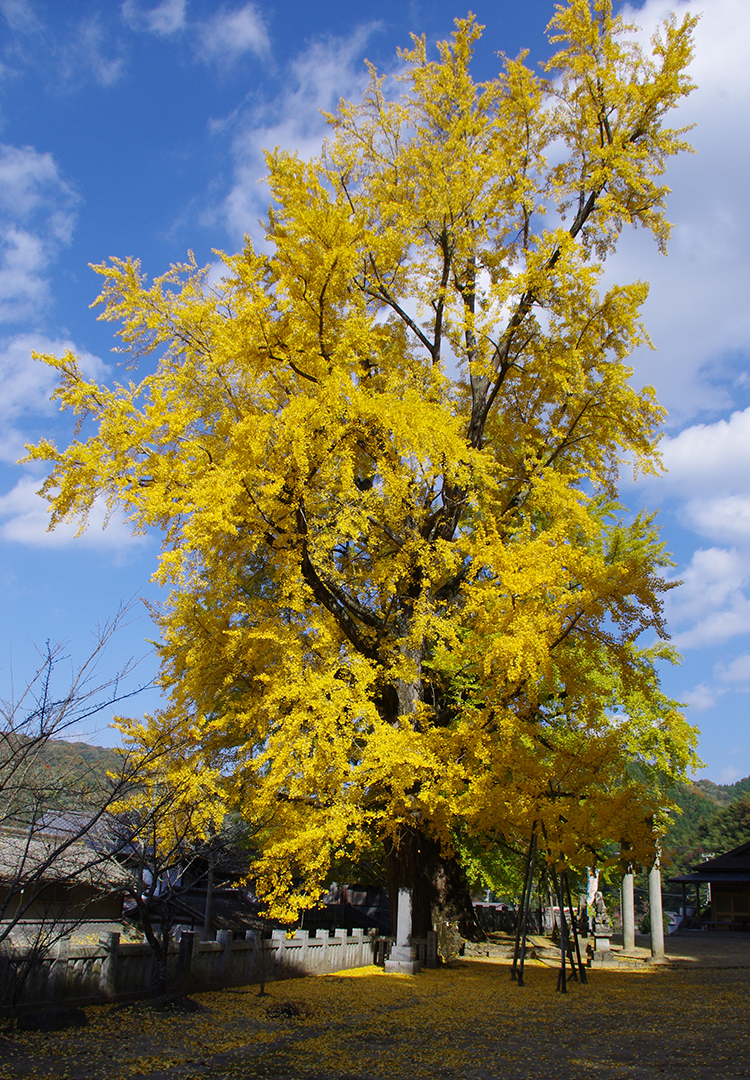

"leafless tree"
[0, 604, 154, 1004]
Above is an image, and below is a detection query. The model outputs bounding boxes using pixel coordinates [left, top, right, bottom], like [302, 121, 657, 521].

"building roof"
[667, 841, 750, 887]
[689, 841, 750, 874]
[669, 872, 750, 885]
[0, 827, 129, 892]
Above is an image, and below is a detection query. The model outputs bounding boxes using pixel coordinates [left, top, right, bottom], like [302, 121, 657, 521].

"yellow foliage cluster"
[28, 1, 700, 917]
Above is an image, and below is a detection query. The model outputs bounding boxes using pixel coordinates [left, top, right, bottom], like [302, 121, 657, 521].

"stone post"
[51, 936, 70, 1001]
[333, 927, 348, 972]
[384, 887, 421, 974]
[316, 928, 329, 971]
[294, 928, 309, 969]
[217, 929, 232, 983]
[98, 931, 120, 1001]
[585, 867, 599, 931]
[648, 860, 666, 962]
[271, 929, 286, 973]
[176, 930, 198, 994]
[622, 871, 635, 953]
[244, 929, 256, 980]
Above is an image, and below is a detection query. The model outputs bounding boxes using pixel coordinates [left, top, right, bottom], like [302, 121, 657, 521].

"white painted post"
[351, 927, 365, 965]
[336, 927, 351, 971]
[622, 871, 635, 953]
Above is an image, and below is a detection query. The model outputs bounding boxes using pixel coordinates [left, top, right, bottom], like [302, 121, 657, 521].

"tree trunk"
[151, 947, 168, 997]
[385, 666, 485, 954]
[140, 912, 170, 997]
[384, 825, 485, 953]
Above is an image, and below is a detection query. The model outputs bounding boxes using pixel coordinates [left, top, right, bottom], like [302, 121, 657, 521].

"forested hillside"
[36, 738, 124, 783]
[1, 738, 125, 820]
[664, 776, 750, 872]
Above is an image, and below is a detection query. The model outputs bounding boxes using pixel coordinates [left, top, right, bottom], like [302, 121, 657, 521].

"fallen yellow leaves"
[3, 956, 750, 1080]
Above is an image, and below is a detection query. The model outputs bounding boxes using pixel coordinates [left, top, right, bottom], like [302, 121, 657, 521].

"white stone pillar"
[384, 887, 421, 974]
[648, 860, 666, 961]
[622, 871, 635, 953]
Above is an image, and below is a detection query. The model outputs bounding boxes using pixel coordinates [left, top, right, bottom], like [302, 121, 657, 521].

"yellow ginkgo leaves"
[28, 2, 699, 928]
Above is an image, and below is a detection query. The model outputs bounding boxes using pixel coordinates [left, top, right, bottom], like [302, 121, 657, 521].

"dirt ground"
[1, 933, 749, 1080]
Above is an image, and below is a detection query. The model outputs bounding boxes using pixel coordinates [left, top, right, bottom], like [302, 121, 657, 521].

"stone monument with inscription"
[384, 887, 422, 974]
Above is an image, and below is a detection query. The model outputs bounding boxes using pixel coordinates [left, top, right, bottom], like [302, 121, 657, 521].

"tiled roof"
[0, 827, 129, 890]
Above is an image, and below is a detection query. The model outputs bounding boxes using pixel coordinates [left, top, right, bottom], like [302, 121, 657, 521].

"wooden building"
[668, 841, 750, 930]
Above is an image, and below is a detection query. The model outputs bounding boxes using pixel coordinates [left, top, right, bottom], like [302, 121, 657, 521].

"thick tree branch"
[296, 505, 383, 660]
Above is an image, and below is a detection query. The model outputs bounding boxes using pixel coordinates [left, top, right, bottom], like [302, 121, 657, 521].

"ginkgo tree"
[29, 0, 700, 937]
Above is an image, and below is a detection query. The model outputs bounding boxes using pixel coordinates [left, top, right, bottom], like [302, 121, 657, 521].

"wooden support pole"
[564, 873, 587, 984]
[512, 828, 537, 987]
[549, 867, 569, 993]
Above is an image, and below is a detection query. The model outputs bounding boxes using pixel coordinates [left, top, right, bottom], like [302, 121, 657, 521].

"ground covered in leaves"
[1, 956, 749, 1080]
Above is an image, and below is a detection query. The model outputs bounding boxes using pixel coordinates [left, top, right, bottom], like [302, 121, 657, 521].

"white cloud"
[634, 407, 750, 545]
[609, 0, 750, 422]
[672, 602, 750, 650]
[0, 142, 75, 221]
[658, 408, 750, 497]
[682, 496, 750, 546]
[0, 475, 144, 549]
[0, 0, 39, 34]
[666, 547, 747, 626]
[60, 17, 125, 87]
[122, 0, 186, 36]
[665, 547, 750, 649]
[0, 144, 78, 324]
[718, 765, 744, 785]
[217, 26, 376, 239]
[646, 409, 750, 642]
[0, 333, 107, 462]
[0, 229, 47, 321]
[715, 653, 750, 686]
[682, 681, 718, 712]
[198, 3, 269, 67]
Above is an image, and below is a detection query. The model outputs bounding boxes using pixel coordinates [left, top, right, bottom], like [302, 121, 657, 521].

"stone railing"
[0, 926, 390, 1010]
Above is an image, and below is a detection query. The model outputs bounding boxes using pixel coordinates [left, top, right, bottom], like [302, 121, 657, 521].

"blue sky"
[0, 0, 748, 782]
